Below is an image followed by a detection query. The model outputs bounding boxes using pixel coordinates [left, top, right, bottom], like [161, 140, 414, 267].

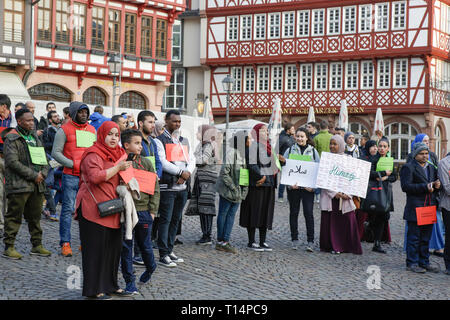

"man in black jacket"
[400, 142, 441, 273]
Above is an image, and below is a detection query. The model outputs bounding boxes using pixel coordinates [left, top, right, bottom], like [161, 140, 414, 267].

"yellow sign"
[252, 107, 365, 115]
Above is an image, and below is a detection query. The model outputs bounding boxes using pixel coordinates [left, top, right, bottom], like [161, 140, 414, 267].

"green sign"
[145, 156, 156, 171]
[239, 168, 249, 186]
[376, 157, 394, 172]
[28, 146, 48, 165]
[289, 154, 312, 161]
[76, 130, 96, 148]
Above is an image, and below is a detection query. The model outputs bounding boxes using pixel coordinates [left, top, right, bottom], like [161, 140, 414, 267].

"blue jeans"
[121, 211, 157, 284]
[217, 196, 240, 242]
[278, 184, 286, 199]
[59, 174, 79, 246]
[157, 190, 188, 258]
[406, 220, 433, 267]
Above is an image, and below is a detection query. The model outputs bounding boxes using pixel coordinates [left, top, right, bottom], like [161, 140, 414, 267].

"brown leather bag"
[353, 196, 361, 209]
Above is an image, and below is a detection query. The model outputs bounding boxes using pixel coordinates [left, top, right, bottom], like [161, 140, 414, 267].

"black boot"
[372, 241, 386, 254]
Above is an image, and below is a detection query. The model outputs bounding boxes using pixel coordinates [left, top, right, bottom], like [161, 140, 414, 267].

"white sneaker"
[168, 252, 184, 263]
[292, 240, 299, 250]
[260, 243, 273, 252]
[247, 243, 264, 252]
[159, 255, 177, 267]
[306, 242, 314, 252]
[277, 198, 284, 203]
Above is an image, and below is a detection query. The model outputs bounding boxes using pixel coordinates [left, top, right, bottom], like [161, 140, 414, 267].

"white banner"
[280, 159, 319, 189]
[315, 152, 371, 198]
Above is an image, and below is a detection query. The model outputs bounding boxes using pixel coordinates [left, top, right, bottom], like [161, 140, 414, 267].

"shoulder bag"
[361, 172, 390, 213]
[82, 175, 124, 217]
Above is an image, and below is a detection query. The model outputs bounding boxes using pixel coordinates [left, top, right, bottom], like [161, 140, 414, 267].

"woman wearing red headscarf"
[75, 121, 132, 300]
[239, 124, 277, 251]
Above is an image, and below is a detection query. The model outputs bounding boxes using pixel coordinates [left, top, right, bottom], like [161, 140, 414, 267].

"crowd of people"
[0, 93, 449, 300]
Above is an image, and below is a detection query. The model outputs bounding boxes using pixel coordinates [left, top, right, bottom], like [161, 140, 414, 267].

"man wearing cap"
[400, 142, 441, 273]
[52, 102, 96, 257]
[344, 131, 360, 158]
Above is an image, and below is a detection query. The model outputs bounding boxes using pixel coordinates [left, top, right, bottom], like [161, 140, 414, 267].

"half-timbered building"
[26, 0, 185, 112]
[202, 0, 450, 162]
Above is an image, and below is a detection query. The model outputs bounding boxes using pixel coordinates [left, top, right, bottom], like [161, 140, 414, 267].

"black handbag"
[82, 175, 124, 217]
[362, 172, 390, 213]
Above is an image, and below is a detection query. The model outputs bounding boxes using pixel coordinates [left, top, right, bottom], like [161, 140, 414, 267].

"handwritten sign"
[239, 168, 249, 186]
[76, 130, 96, 148]
[145, 156, 156, 171]
[280, 159, 319, 188]
[376, 157, 394, 172]
[315, 152, 371, 198]
[166, 144, 188, 162]
[133, 168, 157, 195]
[115, 154, 134, 184]
[28, 146, 48, 165]
[289, 154, 312, 162]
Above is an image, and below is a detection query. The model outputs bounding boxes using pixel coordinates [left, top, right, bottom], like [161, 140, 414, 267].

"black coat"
[277, 130, 295, 156]
[246, 142, 276, 187]
[400, 160, 439, 222]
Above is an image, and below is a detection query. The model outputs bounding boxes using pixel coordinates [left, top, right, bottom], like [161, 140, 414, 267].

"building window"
[124, 13, 136, 54]
[393, 59, 408, 88]
[345, 62, 358, 90]
[359, 4, 372, 33]
[4, 0, 24, 43]
[283, 11, 295, 38]
[435, 125, 442, 160]
[141, 16, 153, 57]
[393, 1, 406, 30]
[297, 10, 309, 37]
[119, 91, 146, 109]
[227, 16, 238, 41]
[163, 69, 185, 110]
[384, 123, 418, 161]
[231, 67, 242, 92]
[327, 8, 340, 35]
[155, 19, 167, 59]
[285, 64, 298, 92]
[376, 3, 389, 31]
[361, 61, 374, 89]
[108, 10, 120, 52]
[91, 6, 104, 49]
[257, 66, 269, 92]
[271, 65, 283, 92]
[330, 62, 343, 91]
[312, 9, 324, 36]
[254, 14, 266, 40]
[349, 122, 369, 145]
[378, 60, 391, 88]
[37, 0, 52, 41]
[171, 20, 182, 61]
[241, 15, 252, 41]
[315, 63, 328, 91]
[28, 83, 71, 102]
[300, 64, 312, 91]
[343, 6, 356, 34]
[244, 67, 255, 93]
[83, 87, 107, 105]
[268, 13, 280, 39]
[55, 0, 69, 44]
[72, 3, 86, 47]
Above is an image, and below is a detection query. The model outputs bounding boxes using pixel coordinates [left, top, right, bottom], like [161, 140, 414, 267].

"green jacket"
[132, 155, 160, 216]
[2, 128, 49, 196]
[216, 148, 248, 203]
[313, 130, 332, 156]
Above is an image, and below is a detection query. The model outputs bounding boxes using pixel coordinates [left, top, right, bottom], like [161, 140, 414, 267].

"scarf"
[330, 134, 345, 155]
[252, 123, 271, 156]
[82, 121, 125, 163]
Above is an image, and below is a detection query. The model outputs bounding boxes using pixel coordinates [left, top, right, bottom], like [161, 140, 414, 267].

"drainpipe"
[23, 0, 38, 86]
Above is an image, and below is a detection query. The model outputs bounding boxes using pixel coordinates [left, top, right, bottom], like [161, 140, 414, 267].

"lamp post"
[222, 74, 235, 131]
[108, 54, 122, 116]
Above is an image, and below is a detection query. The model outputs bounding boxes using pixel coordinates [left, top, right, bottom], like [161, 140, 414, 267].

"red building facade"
[203, 0, 450, 161]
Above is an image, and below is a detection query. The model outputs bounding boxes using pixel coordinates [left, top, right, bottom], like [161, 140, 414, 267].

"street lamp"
[108, 54, 122, 116]
[222, 74, 235, 131]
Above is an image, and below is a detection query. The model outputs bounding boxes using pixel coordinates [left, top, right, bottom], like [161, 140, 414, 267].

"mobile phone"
[127, 153, 135, 161]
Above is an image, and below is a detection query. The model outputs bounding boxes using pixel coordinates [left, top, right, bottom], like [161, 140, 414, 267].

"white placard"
[280, 159, 319, 189]
[315, 152, 371, 198]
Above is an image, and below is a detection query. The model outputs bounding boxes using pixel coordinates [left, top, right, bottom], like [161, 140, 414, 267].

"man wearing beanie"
[52, 102, 96, 257]
[400, 142, 441, 273]
[344, 131, 360, 158]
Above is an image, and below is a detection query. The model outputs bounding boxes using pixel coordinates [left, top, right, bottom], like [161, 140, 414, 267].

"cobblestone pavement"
[0, 181, 449, 300]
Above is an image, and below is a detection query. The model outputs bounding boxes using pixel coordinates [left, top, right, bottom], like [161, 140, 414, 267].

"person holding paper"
[156, 110, 195, 267]
[437, 151, 450, 275]
[1, 108, 51, 259]
[119, 129, 160, 295]
[239, 124, 276, 252]
[319, 135, 362, 255]
[186, 125, 219, 245]
[279, 127, 319, 252]
[52, 101, 96, 257]
[400, 142, 441, 273]
[216, 131, 250, 254]
[74, 121, 133, 299]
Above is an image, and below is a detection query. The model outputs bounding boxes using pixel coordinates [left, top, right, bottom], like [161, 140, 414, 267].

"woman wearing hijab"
[404, 133, 444, 256]
[319, 135, 362, 255]
[186, 124, 219, 245]
[344, 131, 360, 158]
[240, 124, 277, 251]
[75, 121, 132, 300]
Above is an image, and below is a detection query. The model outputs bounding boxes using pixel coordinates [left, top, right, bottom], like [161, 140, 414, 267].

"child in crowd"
[120, 129, 160, 294]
